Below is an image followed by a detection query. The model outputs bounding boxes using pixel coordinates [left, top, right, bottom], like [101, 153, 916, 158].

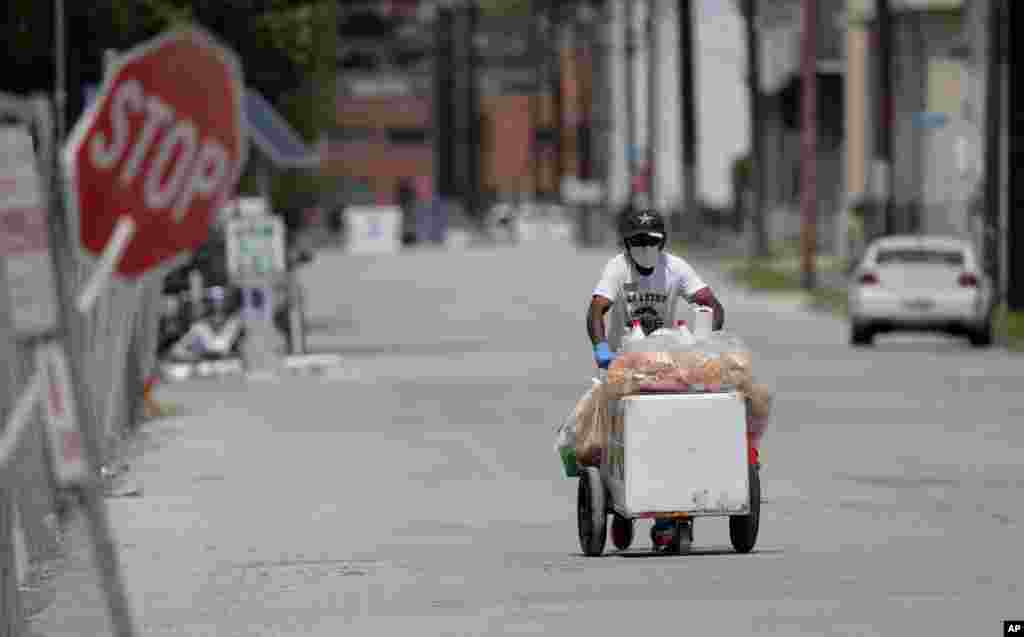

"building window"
[329, 127, 376, 143]
[535, 127, 558, 145]
[387, 128, 430, 145]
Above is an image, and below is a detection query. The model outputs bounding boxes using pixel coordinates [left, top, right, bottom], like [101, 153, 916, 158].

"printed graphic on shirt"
[593, 252, 708, 350]
[623, 290, 670, 334]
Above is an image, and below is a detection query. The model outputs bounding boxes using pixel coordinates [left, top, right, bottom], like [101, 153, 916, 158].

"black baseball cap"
[618, 208, 666, 240]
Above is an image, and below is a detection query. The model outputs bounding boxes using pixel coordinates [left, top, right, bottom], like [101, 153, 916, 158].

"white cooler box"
[603, 392, 750, 518]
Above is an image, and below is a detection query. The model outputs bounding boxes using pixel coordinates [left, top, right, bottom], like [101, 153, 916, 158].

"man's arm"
[587, 295, 612, 346]
[691, 287, 725, 331]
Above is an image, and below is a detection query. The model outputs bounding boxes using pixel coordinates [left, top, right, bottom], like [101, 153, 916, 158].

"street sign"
[226, 214, 286, 282]
[0, 125, 60, 336]
[347, 206, 400, 254]
[63, 27, 246, 279]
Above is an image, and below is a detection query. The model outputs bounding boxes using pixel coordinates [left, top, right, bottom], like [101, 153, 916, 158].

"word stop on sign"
[89, 78, 231, 222]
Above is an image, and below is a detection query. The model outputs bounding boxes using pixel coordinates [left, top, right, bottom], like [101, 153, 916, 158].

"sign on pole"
[226, 214, 286, 282]
[49, 27, 247, 637]
[62, 27, 247, 311]
[346, 205, 401, 254]
[0, 125, 60, 336]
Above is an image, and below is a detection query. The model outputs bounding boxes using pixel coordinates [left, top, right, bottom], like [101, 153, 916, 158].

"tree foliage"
[478, 0, 533, 17]
[1, 0, 336, 213]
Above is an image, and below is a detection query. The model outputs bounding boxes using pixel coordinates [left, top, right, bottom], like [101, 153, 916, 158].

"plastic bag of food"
[742, 382, 773, 445]
[576, 381, 614, 467]
[555, 382, 599, 478]
[712, 332, 755, 391]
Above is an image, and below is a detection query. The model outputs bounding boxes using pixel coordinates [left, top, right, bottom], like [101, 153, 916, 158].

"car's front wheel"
[968, 320, 993, 348]
[850, 322, 875, 347]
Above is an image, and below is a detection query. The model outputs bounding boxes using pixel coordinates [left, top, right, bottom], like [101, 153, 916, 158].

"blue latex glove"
[594, 342, 615, 369]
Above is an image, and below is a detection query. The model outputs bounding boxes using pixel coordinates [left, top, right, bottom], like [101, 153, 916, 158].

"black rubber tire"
[667, 520, 692, 554]
[850, 323, 875, 346]
[968, 321, 993, 348]
[729, 464, 761, 554]
[577, 467, 607, 557]
[610, 514, 634, 551]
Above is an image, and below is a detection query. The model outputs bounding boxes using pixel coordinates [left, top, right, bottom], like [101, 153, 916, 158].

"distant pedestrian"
[397, 177, 417, 246]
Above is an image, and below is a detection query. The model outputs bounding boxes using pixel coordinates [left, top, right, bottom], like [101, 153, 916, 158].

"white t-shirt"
[593, 252, 709, 351]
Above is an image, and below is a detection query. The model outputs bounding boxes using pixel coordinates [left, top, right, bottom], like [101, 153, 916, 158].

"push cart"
[576, 390, 760, 556]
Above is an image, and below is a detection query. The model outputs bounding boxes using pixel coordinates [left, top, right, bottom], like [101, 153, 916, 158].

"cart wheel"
[729, 463, 761, 554]
[610, 514, 634, 551]
[577, 467, 607, 557]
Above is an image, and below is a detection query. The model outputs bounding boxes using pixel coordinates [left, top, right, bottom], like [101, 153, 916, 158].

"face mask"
[629, 246, 660, 270]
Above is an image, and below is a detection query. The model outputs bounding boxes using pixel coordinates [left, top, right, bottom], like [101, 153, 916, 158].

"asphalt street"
[30, 236, 1023, 636]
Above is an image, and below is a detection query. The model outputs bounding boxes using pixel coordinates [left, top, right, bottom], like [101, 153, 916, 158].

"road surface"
[31, 239, 1023, 636]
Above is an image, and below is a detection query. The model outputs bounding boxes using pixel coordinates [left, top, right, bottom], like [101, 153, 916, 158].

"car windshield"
[875, 248, 964, 267]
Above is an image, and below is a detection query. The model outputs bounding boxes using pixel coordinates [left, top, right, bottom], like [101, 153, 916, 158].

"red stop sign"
[63, 27, 246, 276]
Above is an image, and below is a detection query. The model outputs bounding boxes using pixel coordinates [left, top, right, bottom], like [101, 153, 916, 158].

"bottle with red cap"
[674, 319, 696, 346]
[622, 319, 646, 351]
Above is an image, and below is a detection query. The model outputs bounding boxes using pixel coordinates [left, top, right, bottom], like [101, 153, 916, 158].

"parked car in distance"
[847, 235, 994, 347]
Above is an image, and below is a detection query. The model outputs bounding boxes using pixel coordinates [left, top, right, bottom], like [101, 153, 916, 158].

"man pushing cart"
[579, 208, 761, 555]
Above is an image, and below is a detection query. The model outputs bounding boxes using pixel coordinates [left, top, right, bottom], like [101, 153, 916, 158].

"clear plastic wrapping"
[557, 331, 773, 477]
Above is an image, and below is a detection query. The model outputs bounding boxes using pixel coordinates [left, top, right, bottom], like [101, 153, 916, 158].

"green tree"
[2, 0, 335, 215]
[479, 0, 533, 16]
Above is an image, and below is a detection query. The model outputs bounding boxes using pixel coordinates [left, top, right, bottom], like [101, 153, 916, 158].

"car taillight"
[859, 272, 879, 285]
[958, 272, 979, 287]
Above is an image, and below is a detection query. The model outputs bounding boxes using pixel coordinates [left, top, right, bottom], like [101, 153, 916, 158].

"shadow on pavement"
[569, 547, 784, 559]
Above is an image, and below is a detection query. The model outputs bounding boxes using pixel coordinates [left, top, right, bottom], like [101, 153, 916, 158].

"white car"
[847, 235, 994, 347]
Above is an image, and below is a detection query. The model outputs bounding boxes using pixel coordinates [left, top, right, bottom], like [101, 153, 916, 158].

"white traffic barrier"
[0, 370, 43, 472]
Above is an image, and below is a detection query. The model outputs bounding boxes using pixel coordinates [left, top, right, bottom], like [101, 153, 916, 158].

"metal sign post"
[36, 93, 139, 636]
[227, 212, 287, 369]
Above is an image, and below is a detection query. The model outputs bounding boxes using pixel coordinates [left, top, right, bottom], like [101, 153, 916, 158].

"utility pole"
[574, 4, 597, 245]
[744, 0, 767, 257]
[678, 0, 698, 235]
[434, 5, 455, 205]
[625, 0, 638, 211]
[646, 0, 659, 215]
[450, 2, 481, 226]
[529, 0, 542, 200]
[1008, 0, 1024, 311]
[984, 0, 1004, 305]
[588, 0, 613, 241]
[800, 0, 817, 290]
[875, 0, 894, 236]
[551, 0, 565, 205]
[464, 2, 481, 226]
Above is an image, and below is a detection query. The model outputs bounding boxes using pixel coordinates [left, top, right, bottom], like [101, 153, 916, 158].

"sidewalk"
[718, 244, 851, 319]
[25, 398, 181, 636]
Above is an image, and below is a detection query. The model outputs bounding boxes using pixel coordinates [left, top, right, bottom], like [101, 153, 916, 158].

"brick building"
[325, 2, 591, 209]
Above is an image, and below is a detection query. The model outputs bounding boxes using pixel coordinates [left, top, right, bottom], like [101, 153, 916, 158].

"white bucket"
[693, 306, 714, 342]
